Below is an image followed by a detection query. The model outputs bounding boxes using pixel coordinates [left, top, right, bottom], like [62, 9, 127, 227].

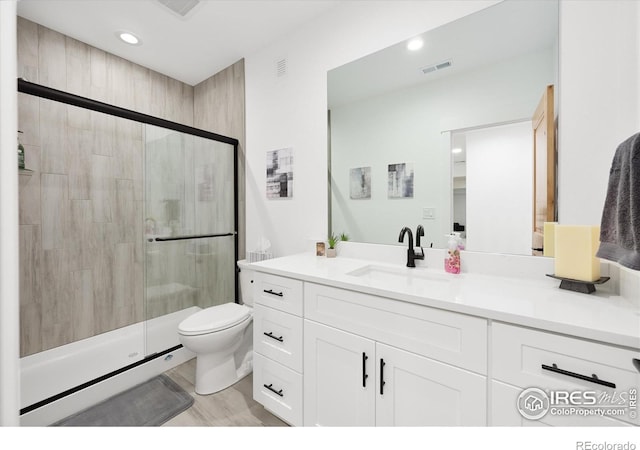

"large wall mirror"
[328, 0, 559, 255]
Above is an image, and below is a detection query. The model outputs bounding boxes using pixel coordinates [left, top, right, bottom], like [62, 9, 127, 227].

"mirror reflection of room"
[329, 0, 558, 254]
[450, 120, 534, 255]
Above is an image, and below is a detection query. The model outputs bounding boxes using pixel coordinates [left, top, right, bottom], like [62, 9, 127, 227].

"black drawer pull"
[263, 383, 284, 397]
[380, 359, 386, 395]
[263, 331, 284, 343]
[541, 363, 616, 389]
[633, 358, 640, 374]
[263, 289, 283, 297]
[362, 352, 369, 387]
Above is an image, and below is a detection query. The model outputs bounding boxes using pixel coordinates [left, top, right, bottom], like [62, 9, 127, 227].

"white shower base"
[20, 307, 199, 426]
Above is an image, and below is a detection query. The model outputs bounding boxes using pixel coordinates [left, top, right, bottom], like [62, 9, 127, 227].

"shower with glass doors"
[17, 79, 238, 424]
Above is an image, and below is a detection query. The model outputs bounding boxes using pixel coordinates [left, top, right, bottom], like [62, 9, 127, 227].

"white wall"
[330, 49, 553, 248]
[0, 0, 20, 427]
[247, 0, 639, 257]
[559, 0, 640, 226]
[245, 1, 499, 257]
[465, 121, 533, 254]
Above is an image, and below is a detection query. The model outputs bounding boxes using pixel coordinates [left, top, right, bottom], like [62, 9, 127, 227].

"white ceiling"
[17, 0, 342, 86]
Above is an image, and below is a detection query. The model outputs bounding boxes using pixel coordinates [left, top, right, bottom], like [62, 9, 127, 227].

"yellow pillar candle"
[554, 225, 601, 282]
[543, 222, 556, 257]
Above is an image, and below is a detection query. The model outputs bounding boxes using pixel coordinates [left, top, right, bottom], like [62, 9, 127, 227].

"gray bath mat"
[53, 374, 193, 426]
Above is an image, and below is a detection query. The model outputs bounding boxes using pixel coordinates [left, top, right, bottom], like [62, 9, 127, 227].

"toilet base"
[194, 350, 253, 395]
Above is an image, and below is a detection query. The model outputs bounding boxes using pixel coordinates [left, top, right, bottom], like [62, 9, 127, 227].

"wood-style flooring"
[162, 359, 288, 427]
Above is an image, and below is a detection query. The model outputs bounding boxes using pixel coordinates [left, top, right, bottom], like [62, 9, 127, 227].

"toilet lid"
[178, 303, 252, 336]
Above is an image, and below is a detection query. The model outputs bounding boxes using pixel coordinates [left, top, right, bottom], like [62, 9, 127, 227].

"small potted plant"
[326, 233, 339, 258]
[326, 232, 349, 258]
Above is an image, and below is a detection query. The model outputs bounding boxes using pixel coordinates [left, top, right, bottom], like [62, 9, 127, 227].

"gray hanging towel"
[596, 132, 640, 270]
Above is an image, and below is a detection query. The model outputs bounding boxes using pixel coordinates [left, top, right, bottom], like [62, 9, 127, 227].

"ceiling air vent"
[276, 58, 287, 78]
[420, 59, 452, 75]
[156, 0, 200, 17]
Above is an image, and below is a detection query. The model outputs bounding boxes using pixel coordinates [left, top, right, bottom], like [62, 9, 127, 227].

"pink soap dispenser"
[444, 233, 461, 274]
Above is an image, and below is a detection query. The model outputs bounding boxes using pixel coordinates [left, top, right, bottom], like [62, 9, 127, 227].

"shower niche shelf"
[19, 168, 33, 187]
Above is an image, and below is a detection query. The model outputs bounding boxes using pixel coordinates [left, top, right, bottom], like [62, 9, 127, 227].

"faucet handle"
[414, 225, 425, 260]
[415, 225, 424, 245]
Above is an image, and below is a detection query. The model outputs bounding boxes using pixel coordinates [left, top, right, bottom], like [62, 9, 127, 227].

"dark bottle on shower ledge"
[17, 131, 25, 170]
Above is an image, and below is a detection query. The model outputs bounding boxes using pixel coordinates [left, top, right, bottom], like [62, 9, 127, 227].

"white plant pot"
[326, 248, 337, 258]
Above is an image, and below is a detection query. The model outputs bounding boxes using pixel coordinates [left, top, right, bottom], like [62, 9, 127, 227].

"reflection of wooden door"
[532, 85, 555, 256]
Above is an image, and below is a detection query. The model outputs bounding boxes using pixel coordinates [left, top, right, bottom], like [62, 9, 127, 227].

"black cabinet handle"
[633, 358, 640, 374]
[362, 352, 369, 387]
[263, 331, 284, 343]
[380, 359, 386, 395]
[541, 363, 616, 389]
[263, 383, 284, 397]
[263, 289, 283, 297]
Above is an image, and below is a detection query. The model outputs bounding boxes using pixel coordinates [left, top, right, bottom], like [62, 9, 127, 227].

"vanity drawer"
[492, 323, 640, 426]
[304, 282, 487, 374]
[253, 304, 303, 372]
[253, 272, 303, 316]
[253, 353, 302, 426]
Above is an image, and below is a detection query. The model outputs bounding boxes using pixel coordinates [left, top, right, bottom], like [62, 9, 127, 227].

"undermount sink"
[345, 264, 451, 288]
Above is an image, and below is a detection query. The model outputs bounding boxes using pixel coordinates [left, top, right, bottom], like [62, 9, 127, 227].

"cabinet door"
[304, 320, 375, 426]
[375, 343, 487, 426]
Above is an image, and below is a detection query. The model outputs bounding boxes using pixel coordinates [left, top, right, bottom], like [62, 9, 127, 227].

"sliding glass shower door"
[17, 79, 239, 418]
[144, 125, 237, 355]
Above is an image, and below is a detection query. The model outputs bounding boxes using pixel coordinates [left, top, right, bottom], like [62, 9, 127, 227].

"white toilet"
[178, 260, 255, 395]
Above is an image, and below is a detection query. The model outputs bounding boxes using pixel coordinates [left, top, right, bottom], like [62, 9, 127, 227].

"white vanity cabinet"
[491, 322, 640, 427]
[252, 272, 304, 426]
[250, 254, 640, 428]
[303, 283, 488, 426]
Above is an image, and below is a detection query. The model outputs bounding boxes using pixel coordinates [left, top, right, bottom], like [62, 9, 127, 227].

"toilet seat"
[178, 303, 252, 336]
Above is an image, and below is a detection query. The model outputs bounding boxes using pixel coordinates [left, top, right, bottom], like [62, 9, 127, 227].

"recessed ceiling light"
[452, 148, 463, 154]
[117, 31, 141, 45]
[407, 38, 424, 51]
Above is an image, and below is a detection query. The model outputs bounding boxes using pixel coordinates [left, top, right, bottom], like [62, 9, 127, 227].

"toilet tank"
[237, 260, 255, 307]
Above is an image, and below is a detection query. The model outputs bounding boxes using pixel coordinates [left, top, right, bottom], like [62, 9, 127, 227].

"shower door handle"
[153, 232, 235, 242]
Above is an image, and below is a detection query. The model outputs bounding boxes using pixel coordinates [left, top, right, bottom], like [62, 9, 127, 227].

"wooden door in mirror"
[532, 85, 556, 256]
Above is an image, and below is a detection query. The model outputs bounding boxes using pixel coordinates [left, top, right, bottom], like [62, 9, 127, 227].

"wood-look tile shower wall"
[17, 18, 244, 357]
[194, 59, 246, 261]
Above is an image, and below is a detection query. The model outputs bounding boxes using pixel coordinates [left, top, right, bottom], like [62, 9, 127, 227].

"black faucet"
[398, 226, 417, 268]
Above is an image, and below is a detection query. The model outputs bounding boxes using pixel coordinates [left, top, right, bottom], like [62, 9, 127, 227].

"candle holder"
[545, 274, 610, 294]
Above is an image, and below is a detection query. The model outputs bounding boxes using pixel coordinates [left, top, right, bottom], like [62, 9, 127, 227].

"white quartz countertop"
[248, 253, 640, 349]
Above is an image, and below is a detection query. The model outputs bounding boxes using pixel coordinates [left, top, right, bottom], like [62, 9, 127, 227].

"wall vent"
[156, 0, 200, 17]
[420, 59, 452, 75]
[276, 58, 287, 78]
